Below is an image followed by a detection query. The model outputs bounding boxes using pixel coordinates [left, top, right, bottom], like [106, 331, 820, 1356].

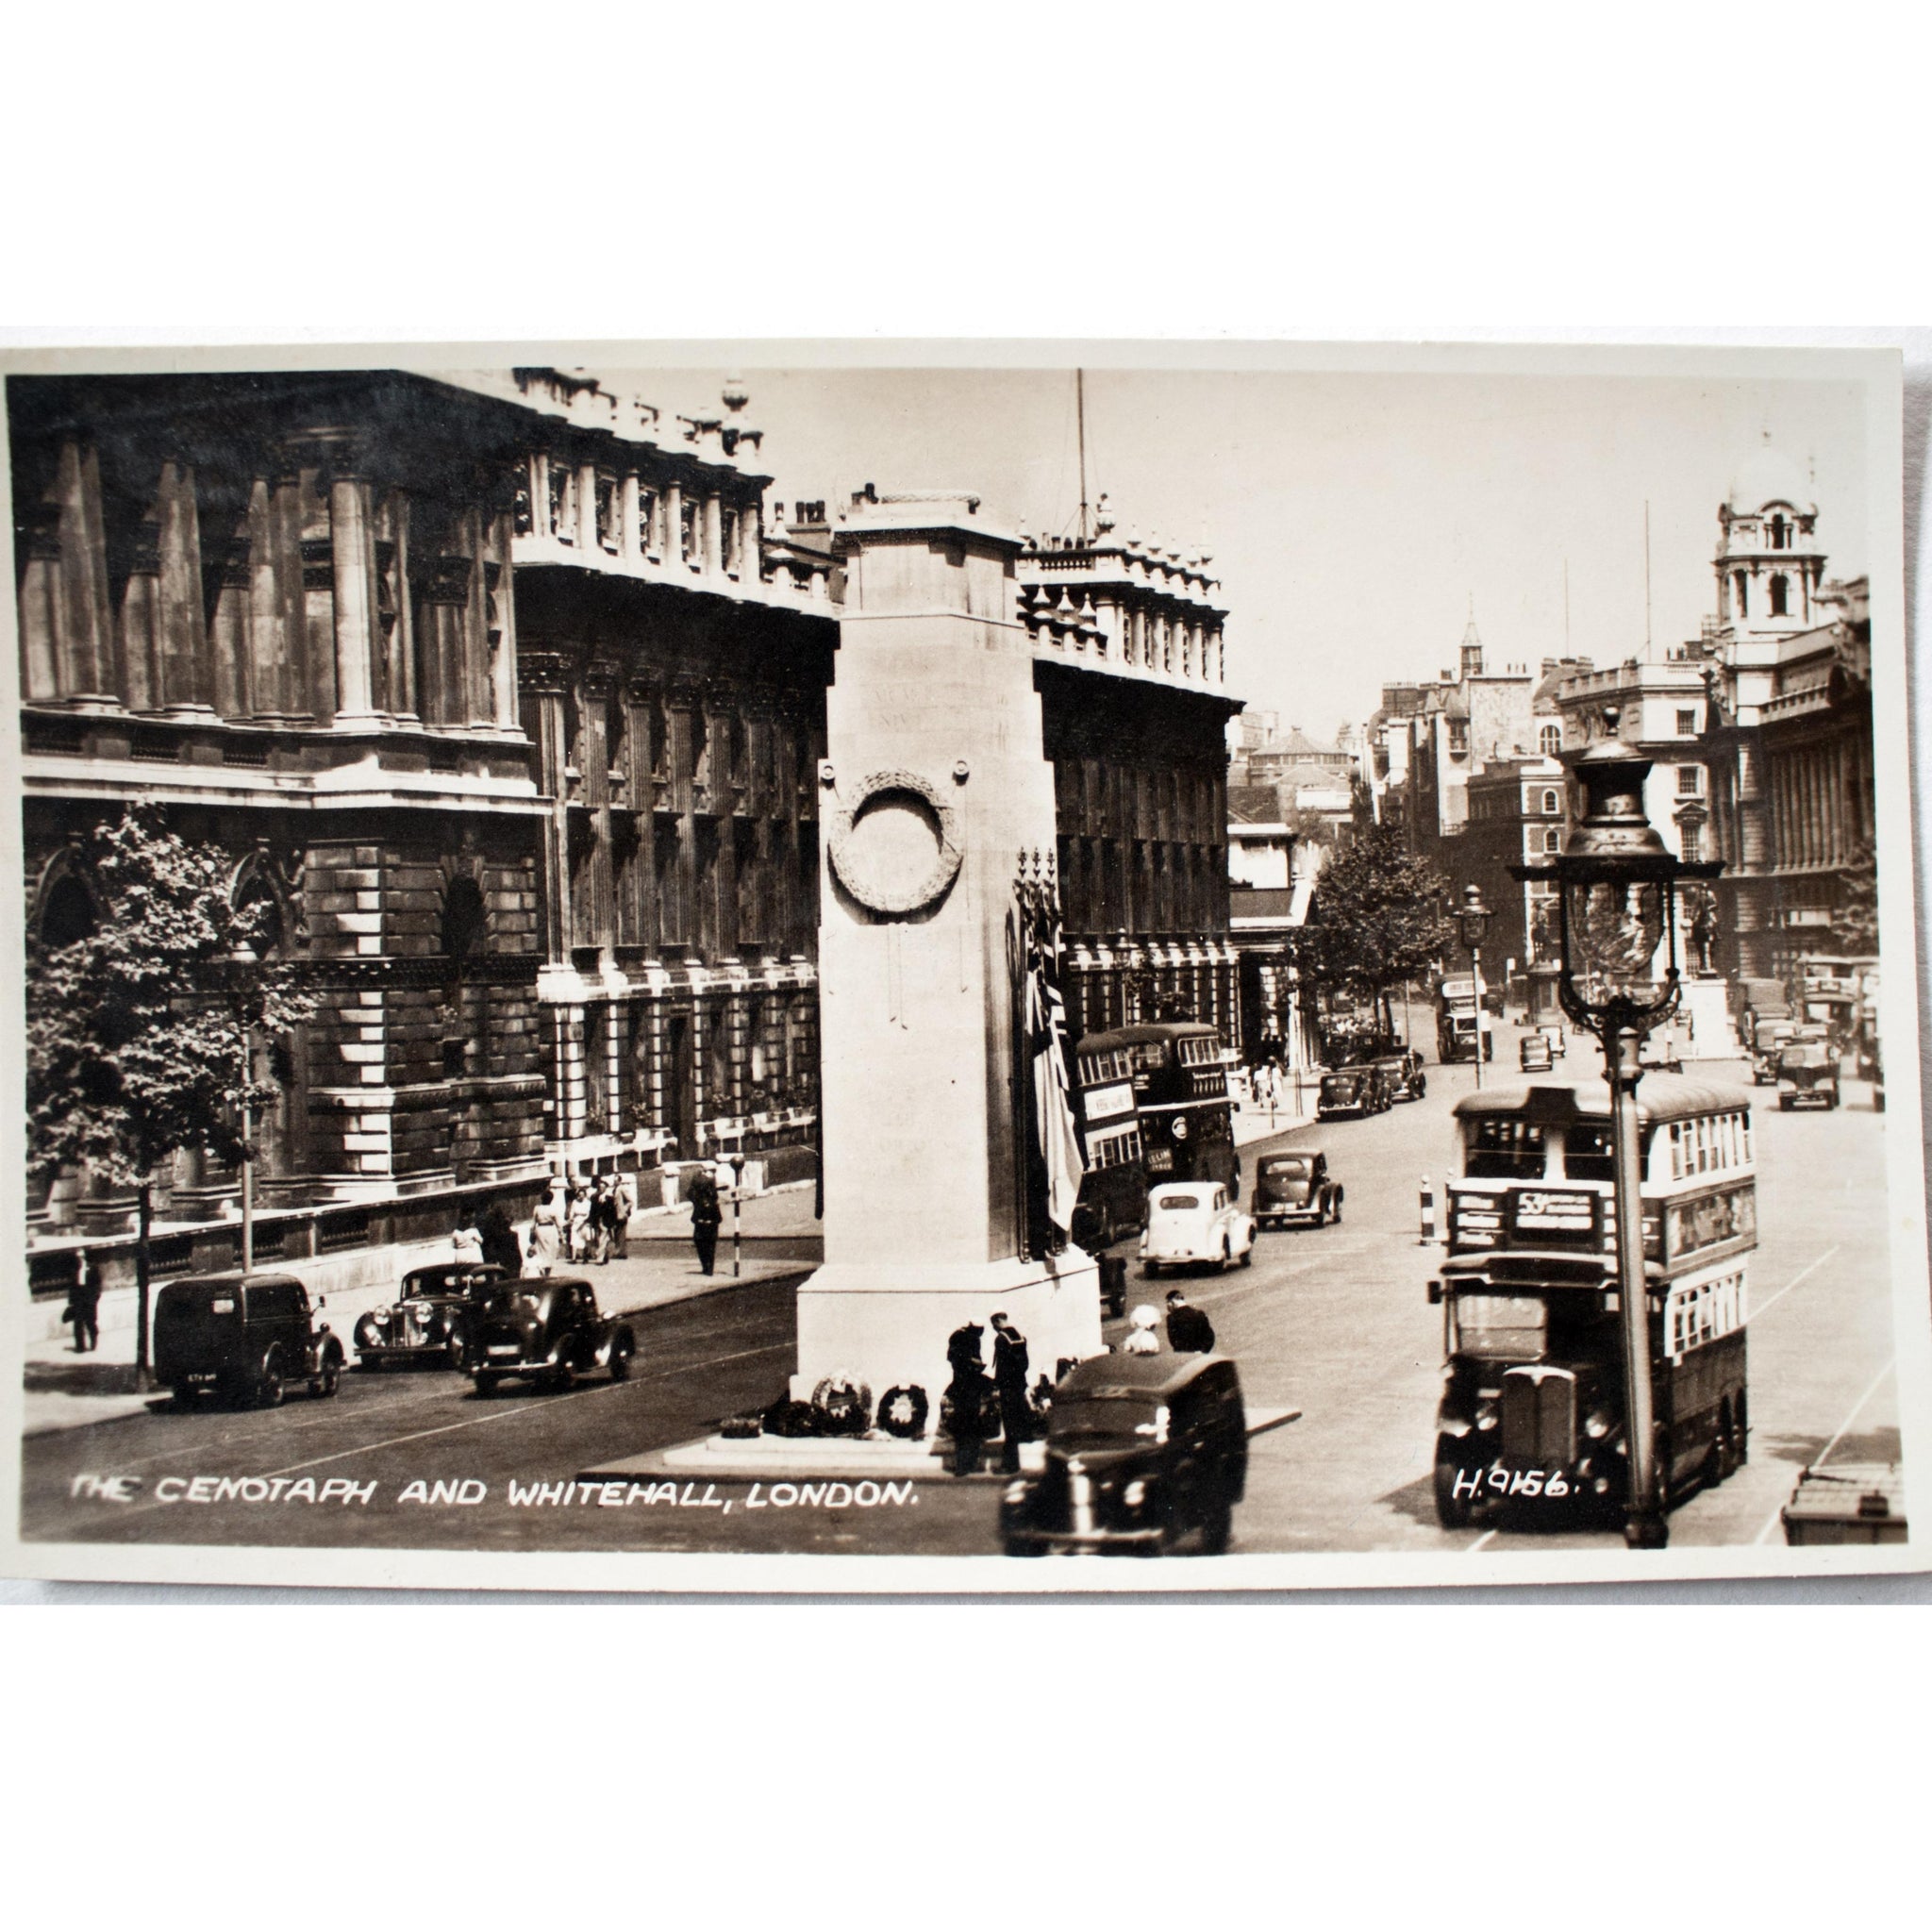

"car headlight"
[1003, 1480, 1027, 1507]
[1585, 1409, 1613, 1440]
[373, 1309, 391, 1328]
[1123, 1479, 1148, 1509]
[1474, 1402, 1498, 1432]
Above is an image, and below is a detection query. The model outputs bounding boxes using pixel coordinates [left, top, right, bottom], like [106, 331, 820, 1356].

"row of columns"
[1770, 734, 1866, 873]
[19, 434, 518, 735]
[527, 452, 760, 586]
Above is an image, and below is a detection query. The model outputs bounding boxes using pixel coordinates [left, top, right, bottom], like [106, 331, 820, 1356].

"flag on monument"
[1027, 901, 1086, 1233]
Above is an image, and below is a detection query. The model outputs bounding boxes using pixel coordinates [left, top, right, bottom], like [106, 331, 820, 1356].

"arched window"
[1544, 828, 1561, 854]
[1770, 574, 1789, 618]
[441, 875, 487, 961]
[1539, 724, 1561, 758]
[1770, 513, 1787, 550]
[1541, 789, 1559, 815]
[41, 874, 97, 949]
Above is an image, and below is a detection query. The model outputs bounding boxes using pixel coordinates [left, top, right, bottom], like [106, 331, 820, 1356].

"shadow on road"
[24, 1357, 146, 1399]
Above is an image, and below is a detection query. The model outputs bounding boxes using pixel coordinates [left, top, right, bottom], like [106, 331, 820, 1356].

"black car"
[1000, 1353, 1247, 1556]
[355, 1263, 508, 1370]
[1317, 1064, 1388, 1120]
[1373, 1049, 1427, 1103]
[1253, 1149, 1343, 1230]
[1776, 1041, 1840, 1110]
[468, 1276, 637, 1395]
[153, 1272, 346, 1409]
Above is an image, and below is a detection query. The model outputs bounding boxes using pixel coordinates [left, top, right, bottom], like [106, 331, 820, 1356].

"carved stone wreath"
[826, 768, 963, 917]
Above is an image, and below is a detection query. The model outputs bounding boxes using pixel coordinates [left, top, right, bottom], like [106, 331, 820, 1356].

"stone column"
[157, 459, 214, 713]
[791, 493, 1100, 1403]
[702, 491, 723, 577]
[328, 468, 381, 724]
[619, 474, 641, 559]
[663, 481, 683, 568]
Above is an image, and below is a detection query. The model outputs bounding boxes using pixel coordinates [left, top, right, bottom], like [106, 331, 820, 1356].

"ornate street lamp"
[1457, 884, 1491, 1090]
[1514, 710, 1723, 1549]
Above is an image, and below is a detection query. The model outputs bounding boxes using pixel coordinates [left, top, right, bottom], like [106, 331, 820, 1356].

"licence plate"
[487, 1343, 521, 1357]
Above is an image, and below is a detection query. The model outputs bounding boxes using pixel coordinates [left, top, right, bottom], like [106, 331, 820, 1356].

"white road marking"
[1469, 1528, 1497, 1553]
[1746, 1246, 1841, 1324]
[1752, 1355, 1895, 1544]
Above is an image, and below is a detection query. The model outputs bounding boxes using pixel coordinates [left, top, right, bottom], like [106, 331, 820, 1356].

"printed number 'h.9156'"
[1450, 1465, 1571, 1501]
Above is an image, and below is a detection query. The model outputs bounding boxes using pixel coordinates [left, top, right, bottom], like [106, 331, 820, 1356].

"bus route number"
[1449, 1464, 1571, 1502]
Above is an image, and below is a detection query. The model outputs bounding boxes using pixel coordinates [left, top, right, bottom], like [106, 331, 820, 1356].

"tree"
[1282, 822, 1451, 1043]
[26, 806, 316, 1388]
[1831, 837, 1879, 957]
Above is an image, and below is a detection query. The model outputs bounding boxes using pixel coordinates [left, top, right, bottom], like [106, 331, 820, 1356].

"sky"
[610, 359, 1874, 745]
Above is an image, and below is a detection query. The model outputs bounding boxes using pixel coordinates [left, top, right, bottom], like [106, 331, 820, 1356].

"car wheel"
[171, 1384, 198, 1412]
[1433, 1441, 1473, 1529]
[473, 1373, 497, 1399]
[354, 1314, 379, 1355]
[1734, 1391, 1749, 1464]
[315, 1357, 341, 1400]
[1713, 1399, 1739, 1483]
[255, 1350, 285, 1409]
[1143, 1260, 1161, 1279]
[1240, 1238, 1253, 1268]
[549, 1351, 575, 1393]
[445, 1326, 467, 1371]
[1415, 1075, 1426, 1099]
[608, 1336, 633, 1382]
[1331, 1190, 1344, 1225]
[1221, 1241, 1233, 1274]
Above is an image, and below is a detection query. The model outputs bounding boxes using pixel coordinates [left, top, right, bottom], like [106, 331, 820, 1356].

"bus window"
[1454, 1292, 1548, 1360]
[1465, 1118, 1547, 1179]
[1565, 1124, 1616, 1184]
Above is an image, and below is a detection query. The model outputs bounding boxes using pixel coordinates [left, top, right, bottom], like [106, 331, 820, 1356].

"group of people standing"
[499, 1173, 640, 1278]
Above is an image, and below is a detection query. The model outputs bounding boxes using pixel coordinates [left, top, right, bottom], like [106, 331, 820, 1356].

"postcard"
[3, 338, 1924, 1592]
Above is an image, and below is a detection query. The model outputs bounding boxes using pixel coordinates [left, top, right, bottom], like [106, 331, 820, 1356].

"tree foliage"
[1282, 824, 1451, 1014]
[26, 805, 315, 1194]
[1831, 837, 1879, 957]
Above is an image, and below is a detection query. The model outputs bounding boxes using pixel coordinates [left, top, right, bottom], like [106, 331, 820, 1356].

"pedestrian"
[588, 1176, 617, 1265]
[1164, 1287, 1216, 1353]
[479, 1203, 522, 1276]
[566, 1178, 591, 1264]
[688, 1167, 723, 1277]
[991, 1311, 1032, 1473]
[452, 1219, 484, 1266]
[943, 1322, 993, 1477]
[67, 1250, 101, 1354]
[610, 1170, 637, 1261]
[527, 1185, 564, 1276]
[1122, 1304, 1162, 1355]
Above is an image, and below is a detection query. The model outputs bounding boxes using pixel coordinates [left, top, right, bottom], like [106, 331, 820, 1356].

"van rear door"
[153, 1281, 244, 1380]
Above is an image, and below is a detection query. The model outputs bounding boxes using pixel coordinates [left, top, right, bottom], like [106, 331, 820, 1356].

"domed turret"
[1714, 439, 1825, 641]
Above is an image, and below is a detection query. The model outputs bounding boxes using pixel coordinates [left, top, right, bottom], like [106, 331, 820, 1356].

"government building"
[11, 366, 1240, 1294]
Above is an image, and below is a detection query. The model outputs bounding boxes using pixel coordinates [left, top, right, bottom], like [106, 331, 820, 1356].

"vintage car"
[1539, 1024, 1568, 1059]
[1317, 1063, 1389, 1120]
[153, 1272, 346, 1410]
[354, 1263, 508, 1370]
[1140, 1181, 1256, 1274]
[1000, 1352, 1248, 1557]
[1253, 1148, 1344, 1229]
[1373, 1049, 1427, 1103]
[468, 1275, 637, 1394]
[1752, 1020, 1797, 1084]
[1776, 1041, 1840, 1110]
[1519, 1031, 1555, 1073]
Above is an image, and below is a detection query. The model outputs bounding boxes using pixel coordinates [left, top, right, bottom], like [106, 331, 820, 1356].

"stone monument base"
[790, 1248, 1103, 1406]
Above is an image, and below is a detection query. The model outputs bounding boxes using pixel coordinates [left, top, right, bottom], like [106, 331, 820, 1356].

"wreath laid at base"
[875, 1384, 929, 1439]
[810, 1373, 873, 1437]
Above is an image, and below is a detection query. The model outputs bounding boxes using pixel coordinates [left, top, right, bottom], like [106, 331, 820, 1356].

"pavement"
[19, 1182, 825, 1439]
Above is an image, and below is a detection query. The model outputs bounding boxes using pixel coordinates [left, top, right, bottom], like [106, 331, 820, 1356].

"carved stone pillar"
[328, 468, 381, 724]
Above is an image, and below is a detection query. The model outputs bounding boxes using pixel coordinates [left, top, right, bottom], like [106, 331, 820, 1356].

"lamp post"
[1457, 885, 1491, 1089]
[1514, 710, 1722, 1550]
[229, 946, 258, 1274]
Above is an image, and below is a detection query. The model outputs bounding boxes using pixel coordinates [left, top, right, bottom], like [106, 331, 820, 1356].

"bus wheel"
[1734, 1391, 1749, 1464]
[1433, 1442, 1473, 1529]
[1714, 1401, 1739, 1482]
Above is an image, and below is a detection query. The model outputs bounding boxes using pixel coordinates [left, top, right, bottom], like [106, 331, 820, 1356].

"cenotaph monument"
[790, 488, 1102, 1403]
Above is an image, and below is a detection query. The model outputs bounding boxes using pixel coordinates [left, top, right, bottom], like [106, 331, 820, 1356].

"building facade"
[14, 369, 1241, 1286]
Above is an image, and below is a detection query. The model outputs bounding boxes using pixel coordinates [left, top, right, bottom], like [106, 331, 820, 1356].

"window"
[1733, 570, 1748, 618]
[1541, 789, 1559, 815]
[1544, 828, 1561, 854]
[1675, 708, 1697, 737]
[1771, 513, 1788, 550]
[1676, 765, 1703, 796]
[1540, 724, 1562, 758]
[1770, 574, 1789, 618]
[1447, 720, 1469, 757]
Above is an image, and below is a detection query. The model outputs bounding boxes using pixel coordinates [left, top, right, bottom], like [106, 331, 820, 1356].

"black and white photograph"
[2, 341, 1925, 1592]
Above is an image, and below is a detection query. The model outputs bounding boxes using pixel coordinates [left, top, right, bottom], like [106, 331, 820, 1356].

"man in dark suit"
[990, 1312, 1032, 1473]
[1164, 1288, 1215, 1353]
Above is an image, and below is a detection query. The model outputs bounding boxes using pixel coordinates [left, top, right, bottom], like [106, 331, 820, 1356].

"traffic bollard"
[1420, 1174, 1437, 1245]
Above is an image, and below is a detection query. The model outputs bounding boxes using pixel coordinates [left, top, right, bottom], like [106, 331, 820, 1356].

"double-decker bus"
[1436, 974, 1491, 1063]
[1068, 1038, 1147, 1251]
[1428, 1078, 1755, 1528]
[1073, 1022, 1239, 1211]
